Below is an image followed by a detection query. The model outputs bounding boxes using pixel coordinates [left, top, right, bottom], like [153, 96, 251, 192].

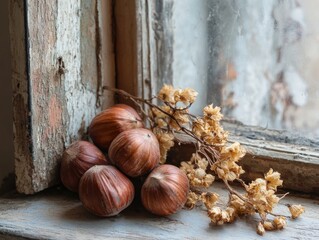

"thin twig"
[266, 211, 291, 219]
[278, 192, 290, 201]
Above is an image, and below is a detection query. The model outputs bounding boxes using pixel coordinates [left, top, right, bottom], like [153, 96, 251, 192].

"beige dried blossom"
[192, 115, 228, 145]
[221, 142, 246, 162]
[245, 178, 280, 214]
[208, 206, 234, 225]
[154, 130, 175, 164]
[257, 222, 265, 236]
[288, 204, 305, 219]
[263, 221, 276, 231]
[201, 192, 219, 209]
[273, 216, 286, 229]
[225, 207, 237, 223]
[158, 84, 176, 104]
[212, 160, 245, 182]
[203, 104, 223, 122]
[202, 132, 226, 145]
[152, 105, 172, 119]
[156, 118, 167, 128]
[197, 158, 209, 170]
[229, 194, 254, 215]
[185, 191, 199, 209]
[246, 178, 267, 193]
[265, 168, 283, 191]
[169, 110, 190, 130]
[174, 88, 198, 104]
[180, 161, 194, 174]
[180, 153, 215, 188]
[192, 118, 210, 137]
[210, 142, 246, 181]
[189, 175, 214, 188]
[203, 174, 215, 187]
[195, 168, 206, 179]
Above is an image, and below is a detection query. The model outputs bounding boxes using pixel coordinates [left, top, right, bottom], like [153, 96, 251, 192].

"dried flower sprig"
[103, 85, 305, 235]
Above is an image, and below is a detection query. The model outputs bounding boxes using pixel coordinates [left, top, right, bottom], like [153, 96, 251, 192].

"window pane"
[154, 0, 319, 139]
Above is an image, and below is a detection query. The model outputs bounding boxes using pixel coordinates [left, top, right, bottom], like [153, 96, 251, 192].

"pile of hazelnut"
[60, 104, 189, 217]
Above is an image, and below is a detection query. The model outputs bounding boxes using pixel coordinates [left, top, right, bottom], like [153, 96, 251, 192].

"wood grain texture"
[9, 0, 113, 194]
[99, 0, 115, 109]
[0, 183, 318, 240]
[114, 0, 139, 98]
[9, 0, 33, 195]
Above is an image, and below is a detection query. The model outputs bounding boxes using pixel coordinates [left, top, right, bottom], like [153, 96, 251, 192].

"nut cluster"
[60, 103, 189, 217]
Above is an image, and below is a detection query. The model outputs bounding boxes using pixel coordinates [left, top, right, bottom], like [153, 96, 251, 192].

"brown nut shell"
[108, 128, 160, 177]
[60, 141, 108, 192]
[141, 164, 189, 216]
[79, 165, 135, 217]
[88, 104, 143, 151]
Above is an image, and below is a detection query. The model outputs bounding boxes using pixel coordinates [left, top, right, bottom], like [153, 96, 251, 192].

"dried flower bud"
[208, 206, 233, 225]
[185, 191, 199, 209]
[154, 131, 175, 164]
[288, 204, 305, 219]
[195, 168, 206, 179]
[197, 158, 209, 170]
[201, 192, 219, 209]
[257, 222, 265, 236]
[158, 84, 176, 104]
[225, 207, 237, 223]
[174, 88, 198, 104]
[203, 174, 215, 187]
[263, 221, 276, 231]
[273, 216, 286, 230]
[203, 105, 223, 122]
[265, 168, 283, 191]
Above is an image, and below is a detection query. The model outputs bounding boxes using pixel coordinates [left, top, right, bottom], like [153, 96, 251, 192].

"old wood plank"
[9, 0, 114, 194]
[9, 0, 33, 195]
[114, 0, 139, 99]
[167, 122, 319, 193]
[114, 0, 156, 103]
[0, 183, 318, 240]
[99, 0, 115, 109]
[222, 120, 319, 149]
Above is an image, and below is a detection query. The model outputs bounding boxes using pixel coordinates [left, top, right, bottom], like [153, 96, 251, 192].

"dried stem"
[223, 179, 250, 204]
[266, 211, 291, 219]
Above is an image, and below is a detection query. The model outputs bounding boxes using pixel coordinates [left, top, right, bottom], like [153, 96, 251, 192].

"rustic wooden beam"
[9, 0, 113, 194]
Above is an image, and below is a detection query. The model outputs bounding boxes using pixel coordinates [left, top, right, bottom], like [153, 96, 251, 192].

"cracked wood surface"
[0, 183, 318, 240]
[9, 0, 112, 194]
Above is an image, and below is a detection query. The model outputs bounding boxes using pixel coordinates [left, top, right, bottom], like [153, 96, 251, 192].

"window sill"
[0, 183, 318, 240]
[168, 121, 319, 194]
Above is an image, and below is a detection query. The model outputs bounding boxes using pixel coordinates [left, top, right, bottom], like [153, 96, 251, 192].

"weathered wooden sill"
[168, 121, 319, 194]
[0, 183, 318, 240]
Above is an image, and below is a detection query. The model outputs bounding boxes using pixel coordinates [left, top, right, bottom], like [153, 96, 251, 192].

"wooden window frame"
[9, 0, 319, 194]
